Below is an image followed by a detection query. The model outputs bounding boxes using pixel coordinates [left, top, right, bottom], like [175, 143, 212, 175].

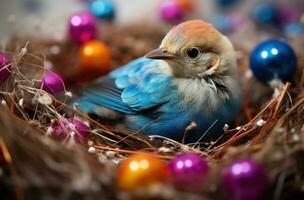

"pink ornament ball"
[0, 52, 11, 81]
[42, 72, 65, 95]
[168, 153, 209, 191]
[278, 5, 301, 26]
[228, 12, 246, 31]
[221, 159, 268, 200]
[160, 0, 184, 24]
[51, 118, 90, 143]
[68, 11, 97, 44]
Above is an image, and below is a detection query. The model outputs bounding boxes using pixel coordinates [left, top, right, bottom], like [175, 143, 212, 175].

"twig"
[93, 145, 173, 160]
[0, 137, 24, 200]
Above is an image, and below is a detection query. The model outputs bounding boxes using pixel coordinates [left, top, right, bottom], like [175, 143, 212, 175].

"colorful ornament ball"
[168, 153, 209, 191]
[228, 12, 246, 31]
[249, 39, 297, 84]
[278, 5, 302, 27]
[221, 159, 268, 200]
[283, 23, 304, 38]
[90, 0, 115, 21]
[216, 0, 238, 7]
[0, 52, 11, 81]
[253, 3, 279, 25]
[117, 153, 169, 192]
[42, 72, 65, 95]
[176, 0, 194, 13]
[51, 118, 90, 143]
[160, 0, 184, 24]
[68, 11, 97, 44]
[79, 40, 111, 75]
[210, 14, 234, 33]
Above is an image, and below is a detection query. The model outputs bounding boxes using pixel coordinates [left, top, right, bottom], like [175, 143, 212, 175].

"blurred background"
[0, 0, 204, 42]
[0, 0, 303, 43]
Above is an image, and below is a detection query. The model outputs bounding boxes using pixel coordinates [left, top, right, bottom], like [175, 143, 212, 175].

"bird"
[74, 20, 242, 143]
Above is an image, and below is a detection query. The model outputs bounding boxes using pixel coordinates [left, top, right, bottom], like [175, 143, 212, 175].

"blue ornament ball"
[216, 0, 238, 7]
[250, 39, 297, 84]
[209, 15, 233, 33]
[253, 3, 278, 25]
[90, 0, 115, 21]
[283, 23, 304, 38]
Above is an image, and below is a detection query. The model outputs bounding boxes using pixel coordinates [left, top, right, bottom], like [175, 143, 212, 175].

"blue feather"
[77, 58, 174, 115]
[83, 77, 135, 114]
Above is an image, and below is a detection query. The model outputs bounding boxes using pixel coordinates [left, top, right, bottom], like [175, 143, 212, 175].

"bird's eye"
[185, 47, 201, 60]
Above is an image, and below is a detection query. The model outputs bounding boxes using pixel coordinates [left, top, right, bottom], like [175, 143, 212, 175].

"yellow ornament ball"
[78, 40, 111, 75]
[117, 153, 169, 192]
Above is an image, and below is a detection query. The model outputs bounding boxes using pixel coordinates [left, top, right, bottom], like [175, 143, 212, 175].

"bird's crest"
[161, 20, 232, 54]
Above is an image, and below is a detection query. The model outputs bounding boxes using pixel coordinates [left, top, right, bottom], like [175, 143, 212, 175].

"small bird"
[75, 20, 242, 143]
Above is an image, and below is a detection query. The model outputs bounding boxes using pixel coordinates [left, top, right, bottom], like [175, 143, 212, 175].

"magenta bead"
[278, 5, 301, 26]
[0, 52, 11, 81]
[228, 13, 246, 31]
[221, 159, 268, 200]
[169, 153, 209, 191]
[51, 118, 90, 143]
[42, 72, 65, 95]
[160, 0, 184, 24]
[68, 12, 97, 44]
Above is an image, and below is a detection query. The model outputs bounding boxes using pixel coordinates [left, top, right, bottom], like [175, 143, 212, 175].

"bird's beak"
[145, 48, 175, 60]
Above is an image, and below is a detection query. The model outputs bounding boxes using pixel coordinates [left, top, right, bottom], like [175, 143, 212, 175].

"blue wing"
[78, 58, 174, 115]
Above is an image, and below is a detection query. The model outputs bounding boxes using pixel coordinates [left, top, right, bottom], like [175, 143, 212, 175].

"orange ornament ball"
[177, 0, 194, 13]
[78, 40, 111, 75]
[117, 153, 169, 192]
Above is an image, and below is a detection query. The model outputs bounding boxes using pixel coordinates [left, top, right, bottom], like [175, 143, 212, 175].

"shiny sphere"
[176, 0, 194, 13]
[221, 159, 268, 200]
[51, 118, 91, 143]
[168, 153, 209, 191]
[90, 0, 115, 21]
[68, 12, 97, 44]
[249, 39, 297, 84]
[0, 52, 11, 81]
[42, 72, 65, 95]
[117, 153, 169, 192]
[210, 14, 233, 33]
[283, 23, 304, 38]
[160, 0, 184, 24]
[228, 12, 246, 31]
[278, 5, 301, 26]
[216, 0, 238, 7]
[253, 3, 278, 25]
[79, 40, 111, 75]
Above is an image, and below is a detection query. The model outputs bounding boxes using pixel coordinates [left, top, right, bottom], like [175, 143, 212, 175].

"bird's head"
[145, 20, 237, 78]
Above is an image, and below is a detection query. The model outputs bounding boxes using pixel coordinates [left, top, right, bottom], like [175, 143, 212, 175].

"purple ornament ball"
[68, 11, 97, 44]
[278, 5, 301, 27]
[168, 153, 209, 191]
[228, 12, 246, 31]
[51, 118, 90, 143]
[0, 52, 11, 81]
[160, 0, 184, 24]
[221, 159, 268, 200]
[42, 72, 65, 95]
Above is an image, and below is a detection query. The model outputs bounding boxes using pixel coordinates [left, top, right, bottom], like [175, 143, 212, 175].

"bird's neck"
[173, 72, 241, 114]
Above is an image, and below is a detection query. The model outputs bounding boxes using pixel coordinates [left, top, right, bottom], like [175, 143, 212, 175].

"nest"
[1, 22, 304, 200]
